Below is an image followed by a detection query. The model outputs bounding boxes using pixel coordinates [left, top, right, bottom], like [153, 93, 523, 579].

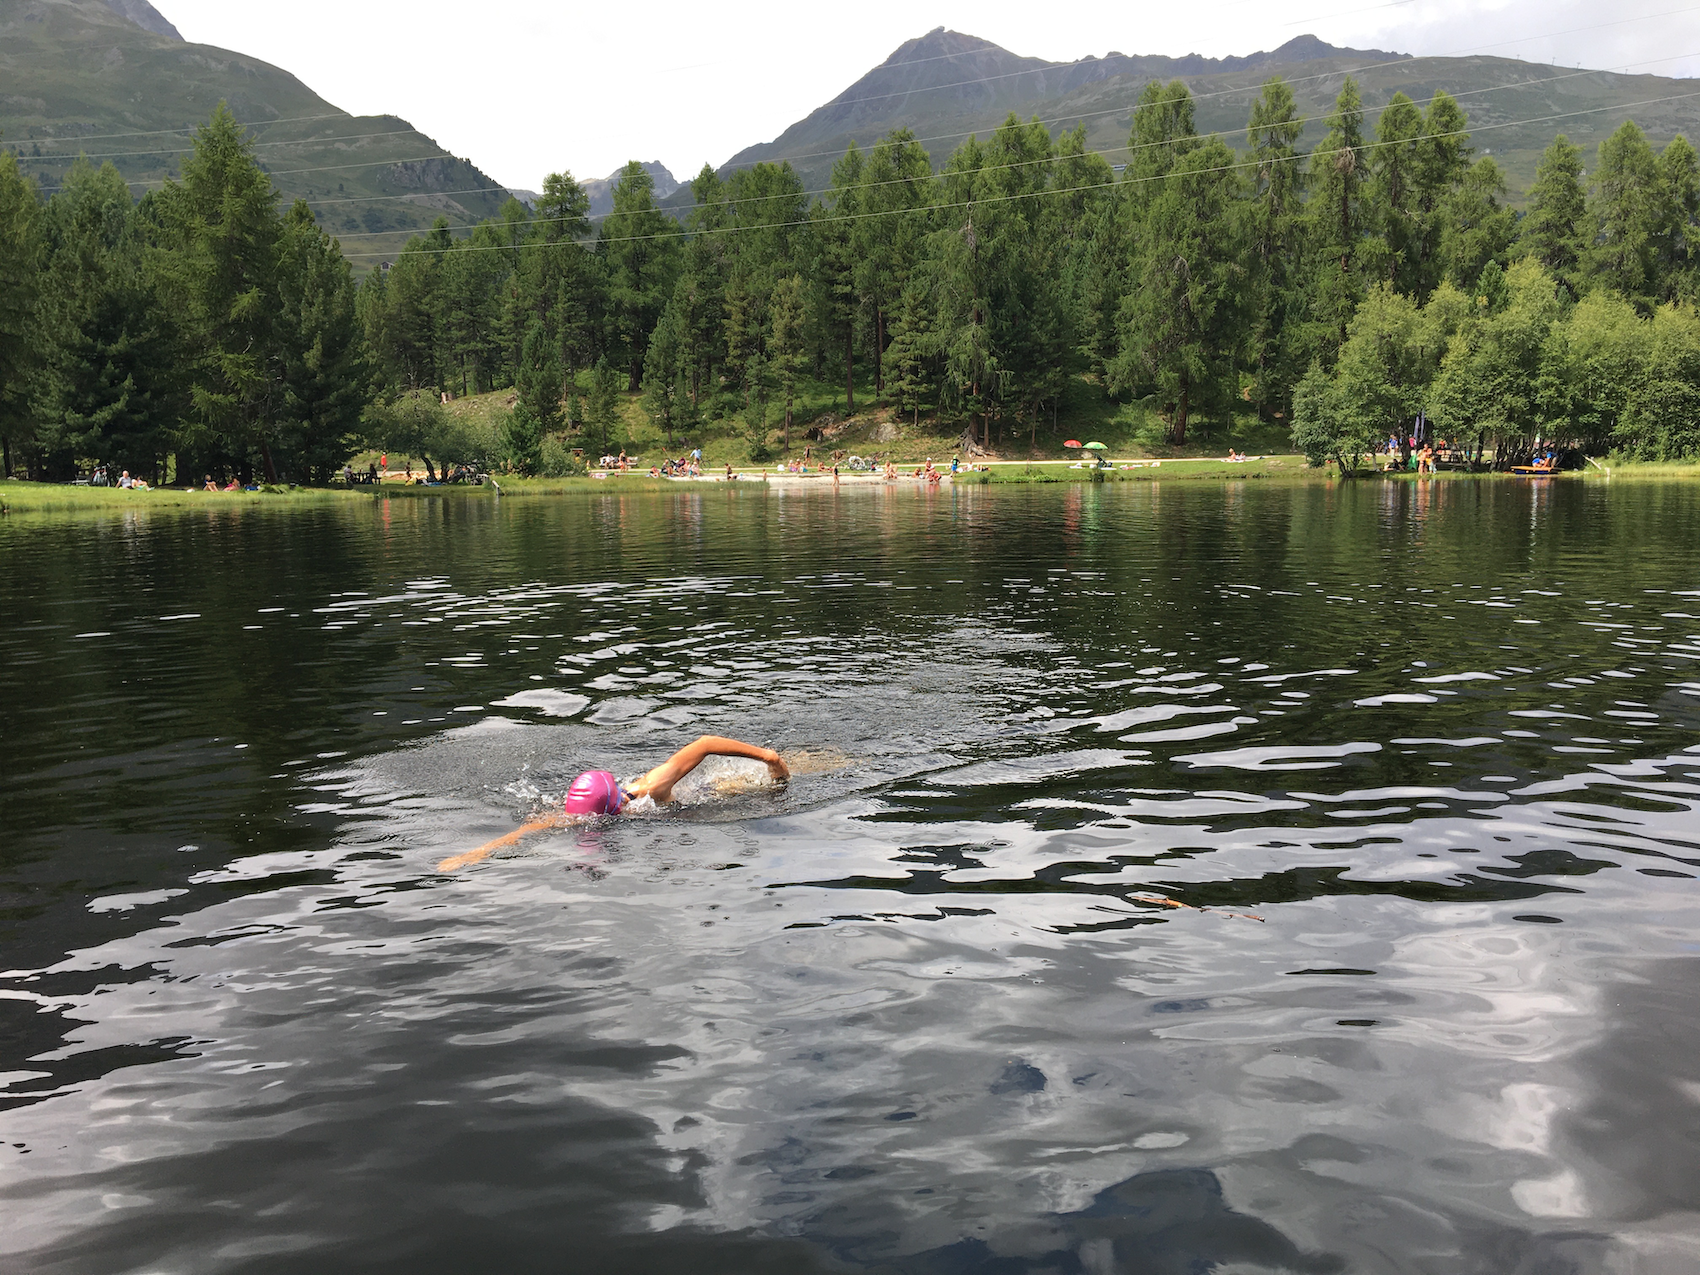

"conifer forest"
[3, 77, 1699, 483]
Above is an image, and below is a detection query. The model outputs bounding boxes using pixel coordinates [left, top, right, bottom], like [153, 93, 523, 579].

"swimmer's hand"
[765, 750, 790, 784]
[438, 815, 562, 873]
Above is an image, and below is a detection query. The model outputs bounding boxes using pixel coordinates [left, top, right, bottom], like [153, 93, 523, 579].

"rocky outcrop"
[103, 0, 181, 40]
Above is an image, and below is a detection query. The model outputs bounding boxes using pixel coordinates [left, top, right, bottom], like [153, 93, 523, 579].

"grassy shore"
[1581, 459, 1700, 480]
[12, 457, 1695, 517]
[0, 481, 369, 516]
[976, 456, 1307, 483]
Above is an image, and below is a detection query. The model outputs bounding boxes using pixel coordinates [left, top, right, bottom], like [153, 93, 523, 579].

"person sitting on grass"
[438, 735, 790, 872]
[204, 475, 218, 491]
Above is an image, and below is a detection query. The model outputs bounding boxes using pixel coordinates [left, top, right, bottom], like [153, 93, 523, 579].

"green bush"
[540, 436, 589, 477]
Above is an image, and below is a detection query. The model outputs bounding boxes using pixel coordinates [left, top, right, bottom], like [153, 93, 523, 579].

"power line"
[738, 5, 1700, 169]
[24, 125, 426, 162]
[305, 185, 511, 207]
[338, 86, 1700, 259]
[33, 151, 470, 191]
[14, 7, 1698, 211]
[322, 52, 1699, 242]
[3, 110, 408, 146]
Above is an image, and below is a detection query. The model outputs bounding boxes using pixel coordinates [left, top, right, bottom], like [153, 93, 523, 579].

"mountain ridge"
[0, 0, 510, 259]
[722, 28, 1409, 172]
[704, 27, 1700, 205]
[102, 0, 178, 39]
[582, 161, 678, 216]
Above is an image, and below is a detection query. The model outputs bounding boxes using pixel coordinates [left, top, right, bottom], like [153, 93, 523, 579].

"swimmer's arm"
[630, 735, 789, 803]
[438, 814, 564, 872]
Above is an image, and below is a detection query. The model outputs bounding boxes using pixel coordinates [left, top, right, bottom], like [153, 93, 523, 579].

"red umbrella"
[1063, 439, 1082, 448]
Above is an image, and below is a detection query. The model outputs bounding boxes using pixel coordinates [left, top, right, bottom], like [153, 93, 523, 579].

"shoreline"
[7, 460, 1695, 516]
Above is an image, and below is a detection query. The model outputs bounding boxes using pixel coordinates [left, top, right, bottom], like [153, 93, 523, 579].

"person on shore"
[204, 475, 218, 491]
[118, 471, 132, 488]
[437, 736, 790, 872]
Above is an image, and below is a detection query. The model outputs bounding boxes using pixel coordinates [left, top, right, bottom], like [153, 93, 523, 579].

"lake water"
[3, 479, 1699, 1274]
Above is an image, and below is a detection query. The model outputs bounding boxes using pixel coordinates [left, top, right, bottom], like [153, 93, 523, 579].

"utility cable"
[322, 53, 1700, 241]
[337, 85, 1700, 259]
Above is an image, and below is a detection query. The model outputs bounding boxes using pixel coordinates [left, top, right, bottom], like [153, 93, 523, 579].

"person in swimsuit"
[437, 735, 789, 872]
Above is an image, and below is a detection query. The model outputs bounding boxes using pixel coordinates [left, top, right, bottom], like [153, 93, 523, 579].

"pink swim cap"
[564, 770, 624, 816]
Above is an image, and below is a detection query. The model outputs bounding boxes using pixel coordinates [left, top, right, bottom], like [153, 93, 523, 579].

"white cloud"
[154, 1, 1698, 189]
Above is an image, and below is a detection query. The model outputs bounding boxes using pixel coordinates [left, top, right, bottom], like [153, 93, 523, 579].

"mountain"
[0, 0, 511, 261]
[708, 27, 1700, 202]
[102, 0, 178, 39]
[581, 161, 679, 217]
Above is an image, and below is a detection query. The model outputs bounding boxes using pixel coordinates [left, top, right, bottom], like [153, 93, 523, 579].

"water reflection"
[2, 480, 1699, 1272]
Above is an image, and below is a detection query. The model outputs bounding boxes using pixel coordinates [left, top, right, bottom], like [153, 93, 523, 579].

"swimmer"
[437, 735, 789, 872]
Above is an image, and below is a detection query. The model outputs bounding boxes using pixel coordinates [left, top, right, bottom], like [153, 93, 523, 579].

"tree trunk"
[424, 455, 437, 482]
[784, 393, 792, 450]
[1, 433, 9, 480]
[844, 328, 855, 415]
[1171, 383, 1190, 447]
[628, 359, 641, 394]
[875, 309, 885, 394]
[259, 437, 279, 484]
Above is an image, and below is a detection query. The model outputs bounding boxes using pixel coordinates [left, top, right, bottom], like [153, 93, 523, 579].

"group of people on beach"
[84, 464, 147, 489]
[650, 452, 704, 478]
[1384, 434, 1452, 473]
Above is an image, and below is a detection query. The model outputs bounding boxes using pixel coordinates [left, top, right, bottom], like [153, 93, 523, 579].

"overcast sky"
[156, 0, 1699, 191]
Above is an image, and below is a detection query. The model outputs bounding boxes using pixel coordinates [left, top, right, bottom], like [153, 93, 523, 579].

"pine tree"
[1245, 77, 1308, 417]
[1367, 92, 1423, 289]
[0, 152, 44, 478]
[515, 317, 564, 452]
[1113, 137, 1246, 446]
[1438, 158, 1516, 291]
[1588, 121, 1661, 307]
[818, 144, 863, 414]
[587, 356, 622, 456]
[40, 160, 185, 480]
[1518, 135, 1589, 299]
[854, 129, 934, 396]
[1307, 77, 1368, 361]
[768, 272, 806, 448]
[599, 162, 682, 391]
[501, 401, 544, 476]
[160, 101, 289, 480]
[642, 300, 684, 444]
[884, 281, 933, 426]
[276, 201, 367, 482]
[1409, 91, 1472, 296]
[1653, 135, 1700, 303]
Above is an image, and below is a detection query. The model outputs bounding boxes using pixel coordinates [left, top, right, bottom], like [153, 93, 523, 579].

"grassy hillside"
[0, 0, 511, 261]
[396, 370, 1293, 479]
[704, 27, 1700, 205]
